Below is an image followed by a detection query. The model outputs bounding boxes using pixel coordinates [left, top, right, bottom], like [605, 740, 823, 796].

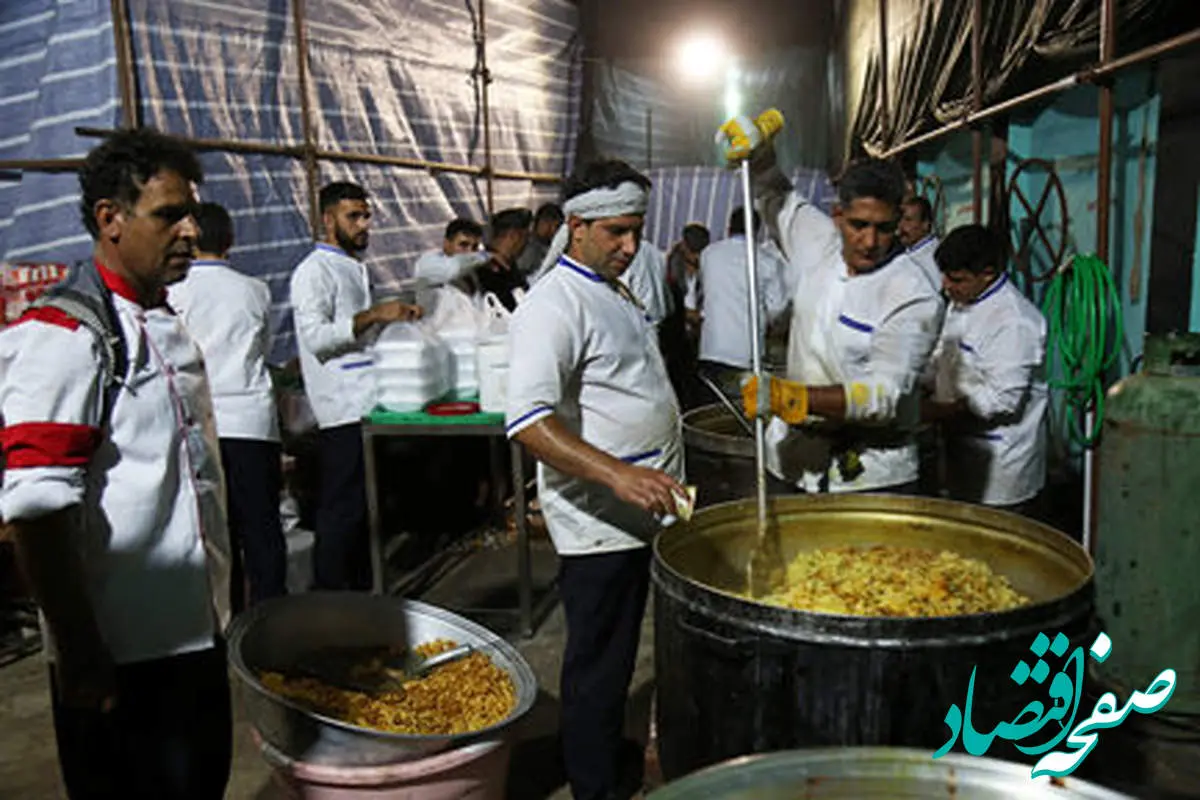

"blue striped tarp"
[0, 1, 121, 264]
[0, 0, 581, 363]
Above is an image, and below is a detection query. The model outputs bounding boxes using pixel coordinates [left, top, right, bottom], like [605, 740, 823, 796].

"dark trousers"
[559, 546, 652, 800]
[50, 645, 232, 799]
[220, 438, 287, 610]
[315, 423, 371, 590]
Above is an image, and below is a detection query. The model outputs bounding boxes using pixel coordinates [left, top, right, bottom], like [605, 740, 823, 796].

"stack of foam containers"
[440, 329, 479, 397]
[372, 322, 450, 412]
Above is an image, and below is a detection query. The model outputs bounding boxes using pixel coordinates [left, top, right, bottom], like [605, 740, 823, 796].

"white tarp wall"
[0, 0, 581, 361]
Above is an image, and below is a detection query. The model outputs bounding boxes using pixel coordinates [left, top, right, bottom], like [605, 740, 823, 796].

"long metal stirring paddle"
[739, 158, 786, 598]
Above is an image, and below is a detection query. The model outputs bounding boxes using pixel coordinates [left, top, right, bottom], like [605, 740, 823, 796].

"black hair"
[490, 207, 533, 237]
[319, 181, 368, 214]
[562, 159, 651, 203]
[836, 157, 906, 210]
[934, 224, 1003, 275]
[728, 206, 761, 237]
[445, 217, 483, 241]
[534, 203, 564, 225]
[682, 223, 710, 252]
[904, 195, 933, 223]
[78, 127, 203, 239]
[195, 202, 233, 255]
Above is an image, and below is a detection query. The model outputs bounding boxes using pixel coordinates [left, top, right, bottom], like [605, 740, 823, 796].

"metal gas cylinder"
[1096, 333, 1200, 712]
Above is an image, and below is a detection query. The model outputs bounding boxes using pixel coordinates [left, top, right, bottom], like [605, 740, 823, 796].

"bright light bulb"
[675, 32, 727, 84]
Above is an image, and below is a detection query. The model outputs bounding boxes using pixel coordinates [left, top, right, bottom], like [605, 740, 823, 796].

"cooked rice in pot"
[259, 639, 517, 735]
[755, 545, 1029, 617]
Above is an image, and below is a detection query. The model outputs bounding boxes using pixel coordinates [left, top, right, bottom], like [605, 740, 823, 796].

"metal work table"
[361, 405, 556, 637]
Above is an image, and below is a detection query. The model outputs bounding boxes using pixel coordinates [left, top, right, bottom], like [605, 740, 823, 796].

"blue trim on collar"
[189, 259, 229, 268]
[909, 235, 937, 253]
[974, 272, 1008, 304]
[558, 255, 605, 283]
[316, 242, 349, 257]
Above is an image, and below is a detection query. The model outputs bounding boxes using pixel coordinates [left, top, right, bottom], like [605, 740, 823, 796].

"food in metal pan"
[755, 545, 1029, 617]
[259, 639, 517, 735]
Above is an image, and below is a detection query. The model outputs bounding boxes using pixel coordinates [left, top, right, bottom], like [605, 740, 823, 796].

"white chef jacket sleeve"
[253, 279, 275, 366]
[959, 319, 1044, 421]
[505, 297, 583, 439]
[762, 248, 790, 322]
[650, 244, 674, 319]
[0, 317, 104, 521]
[849, 294, 942, 422]
[290, 260, 357, 363]
[776, 194, 839, 274]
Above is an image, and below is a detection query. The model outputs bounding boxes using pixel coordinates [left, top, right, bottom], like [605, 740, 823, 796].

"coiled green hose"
[1042, 253, 1124, 447]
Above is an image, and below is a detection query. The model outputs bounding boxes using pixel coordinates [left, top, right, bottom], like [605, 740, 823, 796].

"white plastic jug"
[476, 335, 510, 413]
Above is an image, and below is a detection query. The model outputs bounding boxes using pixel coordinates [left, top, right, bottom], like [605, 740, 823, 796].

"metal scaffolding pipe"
[479, 0, 495, 214]
[971, 0, 983, 223]
[0, 158, 87, 173]
[881, 26, 1200, 159]
[878, 0, 891, 144]
[110, 0, 139, 128]
[73, 128, 561, 183]
[291, 0, 321, 235]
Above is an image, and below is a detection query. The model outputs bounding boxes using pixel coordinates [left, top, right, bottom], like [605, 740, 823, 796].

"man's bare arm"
[11, 508, 115, 709]
[514, 416, 685, 516]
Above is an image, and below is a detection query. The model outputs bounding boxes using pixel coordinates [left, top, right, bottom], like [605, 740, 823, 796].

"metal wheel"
[1005, 158, 1069, 287]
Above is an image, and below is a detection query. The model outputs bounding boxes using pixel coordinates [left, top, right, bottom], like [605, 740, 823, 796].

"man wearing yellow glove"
[724, 112, 944, 494]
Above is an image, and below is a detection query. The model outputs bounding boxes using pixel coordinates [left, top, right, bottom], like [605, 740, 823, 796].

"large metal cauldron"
[652, 494, 1094, 780]
[227, 593, 537, 766]
[682, 404, 795, 505]
[647, 748, 1132, 799]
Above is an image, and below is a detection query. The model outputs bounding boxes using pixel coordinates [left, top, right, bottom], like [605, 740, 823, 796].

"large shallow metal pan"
[227, 592, 537, 766]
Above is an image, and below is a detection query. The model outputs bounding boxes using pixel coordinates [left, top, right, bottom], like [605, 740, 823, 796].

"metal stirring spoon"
[736, 157, 786, 598]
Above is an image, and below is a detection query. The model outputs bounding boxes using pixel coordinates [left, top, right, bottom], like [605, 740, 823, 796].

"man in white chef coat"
[412, 217, 487, 285]
[923, 224, 1048, 515]
[697, 206, 790, 399]
[0, 127, 233, 797]
[720, 112, 944, 494]
[169, 202, 286, 610]
[289, 182, 422, 590]
[899, 195, 940, 291]
[622, 239, 672, 329]
[505, 159, 687, 800]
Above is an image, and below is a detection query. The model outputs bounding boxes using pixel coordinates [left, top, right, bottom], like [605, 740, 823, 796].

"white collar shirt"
[623, 242, 673, 326]
[505, 255, 684, 555]
[930, 274, 1048, 505]
[769, 195, 945, 493]
[698, 235, 790, 370]
[0, 264, 231, 664]
[907, 234, 942, 294]
[413, 249, 459, 284]
[289, 243, 376, 428]
[168, 259, 279, 442]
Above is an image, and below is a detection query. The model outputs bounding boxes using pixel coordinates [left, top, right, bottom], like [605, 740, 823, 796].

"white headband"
[534, 181, 650, 281]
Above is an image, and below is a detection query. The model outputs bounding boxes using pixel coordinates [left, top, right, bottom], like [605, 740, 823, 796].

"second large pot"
[652, 494, 1094, 781]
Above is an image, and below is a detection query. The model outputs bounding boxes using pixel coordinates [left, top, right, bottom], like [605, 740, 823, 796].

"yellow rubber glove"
[716, 109, 785, 164]
[742, 374, 809, 424]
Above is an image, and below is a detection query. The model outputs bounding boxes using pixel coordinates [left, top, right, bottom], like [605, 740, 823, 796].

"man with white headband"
[506, 160, 686, 800]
